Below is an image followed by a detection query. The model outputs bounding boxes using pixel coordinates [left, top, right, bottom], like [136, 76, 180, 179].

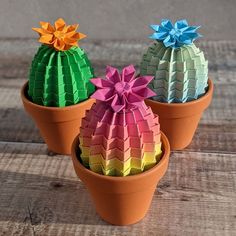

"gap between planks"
[0, 140, 236, 156]
[0, 142, 235, 235]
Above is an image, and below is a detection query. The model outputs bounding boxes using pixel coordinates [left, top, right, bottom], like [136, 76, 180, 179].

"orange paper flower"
[32, 18, 86, 51]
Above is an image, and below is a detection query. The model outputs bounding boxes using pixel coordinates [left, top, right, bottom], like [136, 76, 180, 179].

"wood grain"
[0, 39, 236, 83]
[0, 142, 235, 236]
[0, 40, 236, 235]
[0, 81, 235, 153]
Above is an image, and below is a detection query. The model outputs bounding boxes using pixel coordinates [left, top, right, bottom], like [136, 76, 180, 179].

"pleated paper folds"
[140, 41, 208, 103]
[28, 45, 95, 107]
[79, 102, 162, 176]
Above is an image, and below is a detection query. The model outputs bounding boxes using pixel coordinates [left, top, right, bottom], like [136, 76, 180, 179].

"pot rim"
[21, 81, 95, 111]
[146, 79, 213, 108]
[71, 131, 170, 182]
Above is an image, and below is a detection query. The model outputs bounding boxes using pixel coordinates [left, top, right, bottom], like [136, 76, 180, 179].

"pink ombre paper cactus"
[79, 65, 162, 176]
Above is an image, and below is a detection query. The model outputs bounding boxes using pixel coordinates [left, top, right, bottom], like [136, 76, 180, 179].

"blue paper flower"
[149, 19, 201, 49]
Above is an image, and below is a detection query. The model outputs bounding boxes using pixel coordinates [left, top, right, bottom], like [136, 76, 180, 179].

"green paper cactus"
[28, 45, 95, 107]
[140, 19, 208, 103]
[28, 18, 95, 107]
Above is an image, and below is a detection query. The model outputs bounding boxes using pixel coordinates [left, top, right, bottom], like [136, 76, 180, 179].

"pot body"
[21, 82, 95, 155]
[71, 132, 170, 225]
[145, 79, 214, 150]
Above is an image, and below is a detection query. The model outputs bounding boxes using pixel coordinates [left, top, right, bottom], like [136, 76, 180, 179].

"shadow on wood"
[0, 169, 108, 226]
[1, 107, 236, 153]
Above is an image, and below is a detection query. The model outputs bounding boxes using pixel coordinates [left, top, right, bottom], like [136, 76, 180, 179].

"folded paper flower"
[32, 18, 86, 51]
[91, 65, 156, 112]
[149, 19, 201, 49]
[79, 65, 162, 176]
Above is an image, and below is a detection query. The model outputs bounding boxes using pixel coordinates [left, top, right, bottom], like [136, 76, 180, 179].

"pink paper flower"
[91, 65, 156, 112]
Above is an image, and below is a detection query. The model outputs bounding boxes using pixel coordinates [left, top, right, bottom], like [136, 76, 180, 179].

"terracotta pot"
[21, 82, 95, 155]
[71, 132, 170, 225]
[145, 79, 214, 150]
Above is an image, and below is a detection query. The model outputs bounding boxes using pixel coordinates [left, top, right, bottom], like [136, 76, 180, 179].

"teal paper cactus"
[140, 19, 208, 103]
[28, 18, 95, 107]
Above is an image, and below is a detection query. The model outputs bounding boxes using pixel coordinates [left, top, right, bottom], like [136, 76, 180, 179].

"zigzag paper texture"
[79, 102, 162, 176]
[78, 65, 162, 176]
[28, 45, 95, 107]
[140, 41, 208, 103]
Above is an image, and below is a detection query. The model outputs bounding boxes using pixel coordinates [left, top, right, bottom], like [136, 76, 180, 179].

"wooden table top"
[0, 39, 235, 236]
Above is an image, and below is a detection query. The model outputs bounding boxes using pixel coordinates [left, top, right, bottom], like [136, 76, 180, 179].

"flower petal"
[55, 18, 66, 30]
[127, 93, 143, 104]
[150, 24, 160, 32]
[76, 32, 87, 40]
[174, 19, 188, 29]
[161, 19, 173, 30]
[110, 94, 125, 112]
[32, 27, 49, 36]
[183, 25, 201, 33]
[163, 35, 176, 47]
[90, 78, 114, 88]
[132, 76, 154, 89]
[40, 22, 55, 32]
[122, 65, 135, 82]
[91, 88, 114, 101]
[38, 34, 54, 44]
[149, 32, 168, 40]
[106, 66, 121, 83]
[53, 39, 66, 51]
[66, 24, 79, 32]
[178, 35, 192, 45]
[132, 87, 156, 99]
[63, 37, 78, 45]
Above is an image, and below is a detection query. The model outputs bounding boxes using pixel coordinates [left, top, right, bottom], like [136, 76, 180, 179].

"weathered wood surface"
[0, 39, 236, 235]
[0, 142, 235, 236]
[0, 81, 235, 153]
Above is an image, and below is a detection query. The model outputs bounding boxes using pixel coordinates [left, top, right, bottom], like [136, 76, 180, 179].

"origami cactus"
[140, 19, 208, 103]
[28, 18, 95, 107]
[79, 65, 162, 176]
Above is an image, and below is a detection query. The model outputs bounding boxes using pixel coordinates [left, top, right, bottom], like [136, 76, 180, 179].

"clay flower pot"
[21, 82, 95, 155]
[145, 79, 214, 150]
[71, 132, 170, 225]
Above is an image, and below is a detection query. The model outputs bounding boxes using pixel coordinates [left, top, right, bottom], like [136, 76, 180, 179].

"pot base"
[71, 132, 170, 225]
[145, 79, 214, 150]
[21, 82, 95, 155]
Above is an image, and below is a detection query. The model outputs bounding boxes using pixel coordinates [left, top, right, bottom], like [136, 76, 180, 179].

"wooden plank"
[0, 82, 235, 153]
[0, 40, 236, 84]
[187, 124, 236, 153]
[0, 39, 235, 236]
[0, 142, 235, 235]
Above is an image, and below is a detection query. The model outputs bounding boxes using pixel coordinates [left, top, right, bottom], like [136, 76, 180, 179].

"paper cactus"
[28, 18, 95, 107]
[79, 65, 162, 176]
[140, 19, 208, 103]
